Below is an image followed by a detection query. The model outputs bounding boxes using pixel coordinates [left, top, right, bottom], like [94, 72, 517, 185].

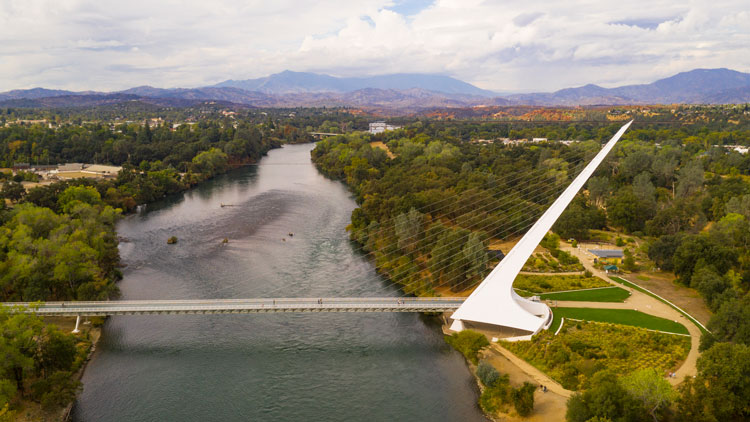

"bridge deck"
[4, 297, 465, 316]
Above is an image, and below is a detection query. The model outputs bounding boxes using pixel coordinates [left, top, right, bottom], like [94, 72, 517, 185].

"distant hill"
[214, 70, 498, 97]
[0, 88, 83, 101]
[507, 68, 750, 105]
[2, 68, 749, 109]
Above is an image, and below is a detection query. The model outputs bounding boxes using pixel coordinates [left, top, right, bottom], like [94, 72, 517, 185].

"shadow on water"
[72, 144, 487, 422]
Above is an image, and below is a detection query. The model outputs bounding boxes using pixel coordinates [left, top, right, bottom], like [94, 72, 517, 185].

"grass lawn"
[540, 287, 631, 302]
[551, 307, 689, 335]
[610, 276, 708, 335]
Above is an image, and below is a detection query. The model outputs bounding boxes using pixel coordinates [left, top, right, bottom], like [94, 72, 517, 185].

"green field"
[540, 287, 631, 302]
[551, 307, 689, 335]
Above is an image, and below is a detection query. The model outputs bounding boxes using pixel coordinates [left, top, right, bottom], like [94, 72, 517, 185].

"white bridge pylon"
[449, 120, 633, 336]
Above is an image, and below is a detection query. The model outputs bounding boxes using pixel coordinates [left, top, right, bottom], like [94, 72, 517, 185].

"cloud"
[0, 0, 749, 92]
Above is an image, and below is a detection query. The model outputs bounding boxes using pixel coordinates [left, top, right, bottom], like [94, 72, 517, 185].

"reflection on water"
[73, 144, 486, 422]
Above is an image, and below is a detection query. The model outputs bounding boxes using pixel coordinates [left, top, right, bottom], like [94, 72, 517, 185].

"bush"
[445, 330, 489, 364]
[30, 371, 81, 410]
[477, 360, 500, 387]
[479, 381, 512, 415]
[616, 237, 626, 247]
[541, 232, 561, 250]
[512, 382, 536, 417]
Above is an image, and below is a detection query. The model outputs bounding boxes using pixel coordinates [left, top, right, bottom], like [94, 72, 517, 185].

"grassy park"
[550, 307, 689, 335]
[539, 286, 631, 302]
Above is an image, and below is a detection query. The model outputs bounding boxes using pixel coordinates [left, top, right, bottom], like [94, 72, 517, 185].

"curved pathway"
[562, 245, 700, 385]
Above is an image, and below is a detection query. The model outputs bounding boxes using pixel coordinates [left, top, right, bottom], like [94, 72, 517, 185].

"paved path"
[563, 245, 700, 385]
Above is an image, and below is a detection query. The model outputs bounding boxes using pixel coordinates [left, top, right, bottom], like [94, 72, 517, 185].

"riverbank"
[10, 317, 100, 422]
[72, 143, 486, 421]
[442, 321, 566, 422]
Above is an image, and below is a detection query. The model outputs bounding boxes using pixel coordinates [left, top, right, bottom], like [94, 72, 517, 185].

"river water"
[72, 144, 486, 421]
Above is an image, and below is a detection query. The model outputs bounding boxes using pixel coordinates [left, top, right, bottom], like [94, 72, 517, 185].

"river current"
[72, 143, 486, 421]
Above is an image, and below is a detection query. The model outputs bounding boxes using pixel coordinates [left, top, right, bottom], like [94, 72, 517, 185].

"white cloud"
[0, 0, 748, 92]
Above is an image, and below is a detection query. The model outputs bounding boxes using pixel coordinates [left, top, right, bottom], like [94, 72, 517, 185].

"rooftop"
[588, 249, 624, 258]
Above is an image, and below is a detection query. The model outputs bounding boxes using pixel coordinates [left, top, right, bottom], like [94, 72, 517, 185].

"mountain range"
[2, 68, 750, 110]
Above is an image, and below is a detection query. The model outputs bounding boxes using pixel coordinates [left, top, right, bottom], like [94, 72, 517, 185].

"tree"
[588, 177, 610, 207]
[566, 371, 645, 422]
[554, 196, 606, 240]
[393, 208, 423, 253]
[37, 326, 77, 378]
[701, 298, 750, 349]
[672, 234, 738, 286]
[621, 368, 675, 422]
[512, 382, 536, 417]
[622, 249, 638, 272]
[632, 172, 656, 206]
[0, 182, 25, 203]
[608, 187, 651, 233]
[461, 232, 488, 286]
[676, 161, 704, 198]
[692, 267, 733, 312]
[0, 306, 43, 393]
[57, 185, 102, 213]
[725, 194, 750, 219]
[621, 150, 654, 180]
[676, 343, 750, 421]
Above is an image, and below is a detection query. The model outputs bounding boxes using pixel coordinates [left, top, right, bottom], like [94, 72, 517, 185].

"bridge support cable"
[210, 152, 594, 299]
[449, 121, 633, 335]
[224, 154, 595, 301]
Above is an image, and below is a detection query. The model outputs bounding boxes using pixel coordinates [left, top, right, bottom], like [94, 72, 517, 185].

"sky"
[1, 0, 749, 93]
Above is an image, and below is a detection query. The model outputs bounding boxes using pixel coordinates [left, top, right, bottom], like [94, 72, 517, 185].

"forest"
[311, 120, 750, 421]
[0, 119, 279, 302]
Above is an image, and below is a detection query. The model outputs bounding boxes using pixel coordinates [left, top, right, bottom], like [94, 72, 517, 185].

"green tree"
[676, 161, 704, 198]
[394, 208, 423, 253]
[57, 185, 102, 213]
[608, 187, 650, 233]
[566, 371, 645, 422]
[621, 368, 675, 422]
[0, 182, 25, 203]
[676, 343, 750, 421]
[512, 382, 536, 417]
[37, 326, 77, 378]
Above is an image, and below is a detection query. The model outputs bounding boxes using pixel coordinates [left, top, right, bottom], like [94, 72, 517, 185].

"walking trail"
[562, 244, 701, 386]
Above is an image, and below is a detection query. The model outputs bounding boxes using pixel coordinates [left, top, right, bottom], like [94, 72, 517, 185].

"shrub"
[477, 360, 500, 387]
[541, 232, 560, 250]
[512, 382, 536, 417]
[616, 237, 626, 247]
[445, 330, 489, 364]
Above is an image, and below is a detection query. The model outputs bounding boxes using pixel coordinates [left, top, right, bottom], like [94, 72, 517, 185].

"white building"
[369, 121, 401, 134]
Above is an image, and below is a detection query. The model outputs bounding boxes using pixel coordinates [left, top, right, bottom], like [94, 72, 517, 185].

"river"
[72, 143, 486, 422]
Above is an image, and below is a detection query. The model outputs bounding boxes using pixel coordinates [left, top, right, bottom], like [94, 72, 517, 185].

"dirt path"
[482, 346, 569, 422]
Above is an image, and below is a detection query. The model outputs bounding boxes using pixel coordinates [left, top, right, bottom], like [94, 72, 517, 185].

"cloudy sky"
[1, 0, 749, 93]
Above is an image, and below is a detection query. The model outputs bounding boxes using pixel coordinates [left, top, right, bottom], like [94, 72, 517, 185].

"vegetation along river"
[72, 143, 486, 421]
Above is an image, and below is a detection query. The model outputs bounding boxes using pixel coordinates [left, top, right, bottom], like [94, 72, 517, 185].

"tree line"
[312, 120, 750, 421]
